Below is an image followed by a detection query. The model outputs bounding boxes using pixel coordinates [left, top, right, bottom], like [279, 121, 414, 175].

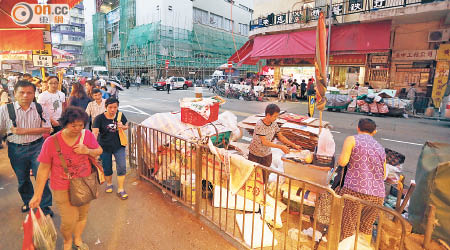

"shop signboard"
[432, 61, 449, 107]
[371, 55, 389, 64]
[329, 54, 366, 65]
[267, 58, 315, 66]
[33, 43, 52, 56]
[436, 44, 450, 61]
[33, 55, 53, 67]
[348, 0, 364, 12]
[392, 50, 436, 61]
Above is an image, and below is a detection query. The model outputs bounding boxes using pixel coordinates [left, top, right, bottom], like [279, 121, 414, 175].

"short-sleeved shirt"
[37, 91, 65, 121]
[85, 99, 106, 123]
[37, 130, 100, 190]
[93, 112, 127, 153]
[249, 119, 280, 157]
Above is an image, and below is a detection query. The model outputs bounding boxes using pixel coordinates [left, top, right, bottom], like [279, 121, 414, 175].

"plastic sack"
[25, 208, 57, 250]
[317, 129, 335, 157]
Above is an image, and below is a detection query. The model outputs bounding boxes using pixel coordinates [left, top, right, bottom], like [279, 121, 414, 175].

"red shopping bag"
[22, 210, 39, 250]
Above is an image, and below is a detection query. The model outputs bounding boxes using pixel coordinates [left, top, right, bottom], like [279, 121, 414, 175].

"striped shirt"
[0, 102, 51, 144]
[85, 99, 106, 123]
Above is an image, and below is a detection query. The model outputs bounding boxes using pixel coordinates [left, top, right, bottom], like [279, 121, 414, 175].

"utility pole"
[326, 0, 333, 83]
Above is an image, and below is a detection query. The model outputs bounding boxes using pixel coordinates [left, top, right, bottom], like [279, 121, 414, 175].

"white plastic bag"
[317, 128, 335, 157]
[30, 207, 57, 250]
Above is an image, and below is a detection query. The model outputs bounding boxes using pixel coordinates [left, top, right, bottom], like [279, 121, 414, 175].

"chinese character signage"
[332, 4, 344, 16]
[436, 44, 450, 61]
[373, 0, 386, 8]
[371, 55, 389, 64]
[275, 14, 287, 25]
[348, 0, 364, 12]
[392, 50, 436, 61]
[32, 55, 53, 67]
[432, 61, 449, 107]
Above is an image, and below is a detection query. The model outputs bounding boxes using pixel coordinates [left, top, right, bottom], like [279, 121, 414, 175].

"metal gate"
[128, 122, 408, 249]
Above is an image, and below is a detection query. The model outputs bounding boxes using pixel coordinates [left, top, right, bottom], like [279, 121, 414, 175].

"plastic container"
[181, 102, 219, 126]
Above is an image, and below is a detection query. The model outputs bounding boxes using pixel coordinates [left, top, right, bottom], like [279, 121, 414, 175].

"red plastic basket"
[181, 102, 219, 126]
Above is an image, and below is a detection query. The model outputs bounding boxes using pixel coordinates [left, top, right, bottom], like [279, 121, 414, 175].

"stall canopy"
[230, 21, 391, 65]
[0, 0, 82, 51]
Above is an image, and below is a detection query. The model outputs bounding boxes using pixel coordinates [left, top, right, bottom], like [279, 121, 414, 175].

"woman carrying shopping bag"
[29, 106, 103, 250]
[92, 97, 129, 200]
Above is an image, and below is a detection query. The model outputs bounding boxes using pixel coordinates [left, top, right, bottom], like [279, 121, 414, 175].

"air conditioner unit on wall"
[428, 29, 450, 42]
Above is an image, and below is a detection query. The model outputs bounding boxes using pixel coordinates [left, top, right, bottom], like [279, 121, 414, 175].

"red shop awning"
[229, 40, 259, 66]
[0, 0, 82, 51]
[230, 21, 392, 63]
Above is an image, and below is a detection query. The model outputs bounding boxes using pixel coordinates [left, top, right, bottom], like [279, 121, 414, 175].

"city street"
[119, 85, 450, 184]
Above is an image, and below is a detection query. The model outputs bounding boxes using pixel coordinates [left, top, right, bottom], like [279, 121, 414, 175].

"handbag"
[116, 111, 127, 147]
[53, 130, 100, 206]
[331, 165, 347, 192]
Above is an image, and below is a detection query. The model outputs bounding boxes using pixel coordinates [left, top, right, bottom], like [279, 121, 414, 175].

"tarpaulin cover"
[409, 142, 450, 243]
[233, 21, 391, 62]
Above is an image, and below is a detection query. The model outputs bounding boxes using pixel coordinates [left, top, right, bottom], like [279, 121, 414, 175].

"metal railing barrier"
[128, 122, 409, 249]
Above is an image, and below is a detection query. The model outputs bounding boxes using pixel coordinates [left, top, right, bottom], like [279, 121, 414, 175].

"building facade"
[51, 3, 85, 65]
[82, 0, 255, 81]
[232, 0, 450, 105]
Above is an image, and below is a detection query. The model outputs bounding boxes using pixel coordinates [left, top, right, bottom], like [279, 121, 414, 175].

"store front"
[329, 54, 366, 88]
[229, 21, 391, 91]
[390, 50, 436, 93]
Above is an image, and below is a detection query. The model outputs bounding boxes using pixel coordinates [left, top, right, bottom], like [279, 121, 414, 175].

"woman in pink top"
[337, 118, 386, 242]
[29, 106, 103, 250]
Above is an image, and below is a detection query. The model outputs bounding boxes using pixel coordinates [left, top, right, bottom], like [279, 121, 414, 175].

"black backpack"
[4, 102, 46, 139]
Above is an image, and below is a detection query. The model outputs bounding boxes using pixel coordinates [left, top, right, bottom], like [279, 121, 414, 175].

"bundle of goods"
[325, 93, 352, 110]
[383, 98, 413, 116]
[356, 94, 389, 114]
[180, 96, 225, 126]
[238, 113, 329, 151]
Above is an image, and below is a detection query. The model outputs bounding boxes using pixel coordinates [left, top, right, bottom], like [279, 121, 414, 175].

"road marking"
[242, 136, 252, 142]
[120, 105, 150, 116]
[331, 130, 341, 134]
[139, 97, 178, 103]
[381, 138, 423, 146]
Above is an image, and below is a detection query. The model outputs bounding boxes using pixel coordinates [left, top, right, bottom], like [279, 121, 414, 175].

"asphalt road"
[118, 85, 450, 184]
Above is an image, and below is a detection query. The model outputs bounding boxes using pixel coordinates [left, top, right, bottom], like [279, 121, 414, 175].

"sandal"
[117, 191, 128, 200]
[105, 184, 113, 193]
[72, 242, 89, 250]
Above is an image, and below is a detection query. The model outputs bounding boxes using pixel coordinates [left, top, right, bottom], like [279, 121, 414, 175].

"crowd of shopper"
[0, 72, 128, 250]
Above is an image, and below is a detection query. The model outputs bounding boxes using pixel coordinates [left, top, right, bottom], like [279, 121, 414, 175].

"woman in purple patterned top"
[337, 118, 386, 241]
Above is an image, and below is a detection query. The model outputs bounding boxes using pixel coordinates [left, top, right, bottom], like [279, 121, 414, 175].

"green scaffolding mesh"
[110, 22, 257, 73]
[81, 13, 106, 66]
[83, 0, 257, 78]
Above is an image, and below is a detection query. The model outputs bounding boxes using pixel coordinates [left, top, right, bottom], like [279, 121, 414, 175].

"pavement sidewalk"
[0, 145, 237, 250]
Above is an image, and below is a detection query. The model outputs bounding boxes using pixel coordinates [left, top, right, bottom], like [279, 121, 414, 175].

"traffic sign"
[33, 44, 52, 56]
[33, 55, 53, 67]
[165, 60, 169, 69]
[227, 61, 233, 68]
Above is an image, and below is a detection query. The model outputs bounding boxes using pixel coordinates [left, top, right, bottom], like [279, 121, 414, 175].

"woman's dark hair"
[105, 97, 119, 107]
[358, 118, 376, 133]
[265, 104, 280, 116]
[14, 80, 36, 92]
[86, 80, 96, 87]
[59, 106, 89, 128]
[92, 88, 102, 95]
[70, 82, 88, 98]
[101, 86, 107, 91]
